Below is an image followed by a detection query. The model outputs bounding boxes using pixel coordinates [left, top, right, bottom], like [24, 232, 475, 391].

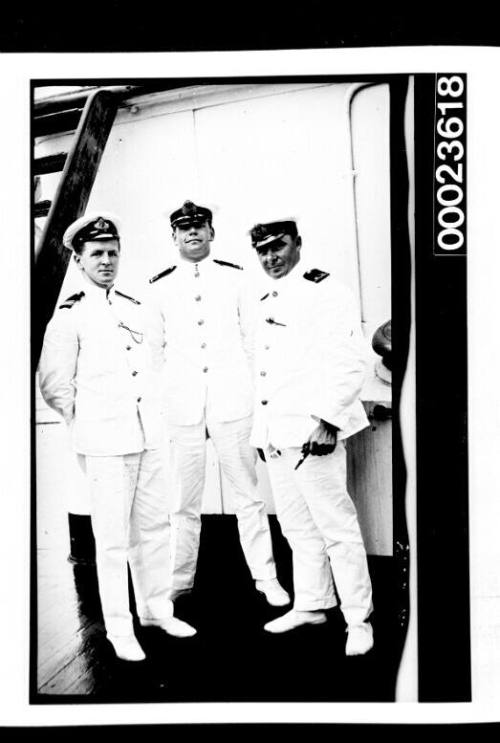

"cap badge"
[95, 217, 110, 231]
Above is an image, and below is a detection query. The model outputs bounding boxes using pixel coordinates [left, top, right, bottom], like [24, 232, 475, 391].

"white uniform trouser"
[266, 441, 373, 626]
[78, 449, 172, 637]
[167, 415, 277, 598]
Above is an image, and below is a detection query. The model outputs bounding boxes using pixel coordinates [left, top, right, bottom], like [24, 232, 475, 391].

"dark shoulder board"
[303, 268, 330, 284]
[149, 265, 177, 284]
[59, 291, 85, 309]
[115, 290, 141, 305]
[213, 258, 243, 270]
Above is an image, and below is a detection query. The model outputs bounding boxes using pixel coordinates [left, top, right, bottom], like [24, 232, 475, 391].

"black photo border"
[29, 71, 469, 704]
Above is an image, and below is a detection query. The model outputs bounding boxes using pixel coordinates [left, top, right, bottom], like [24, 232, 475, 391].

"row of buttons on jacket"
[106, 302, 144, 406]
[259, 292, 280, 406]
[194, 285, 209, 373]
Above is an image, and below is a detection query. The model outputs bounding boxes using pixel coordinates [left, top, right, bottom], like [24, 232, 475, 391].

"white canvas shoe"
[256, 578, 291, 607]
[140, 616, 197, 638]
[345, 622, 374, 656]
[263, 609, 327, 633]
[107, 634, 146, 662]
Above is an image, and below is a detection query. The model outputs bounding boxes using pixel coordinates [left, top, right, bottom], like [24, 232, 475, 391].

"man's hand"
[295, 420, 339, 470]
[306, 419, 339, 456]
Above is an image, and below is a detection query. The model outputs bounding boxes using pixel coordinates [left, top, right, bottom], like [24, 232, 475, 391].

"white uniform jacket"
[38, 283, 165, 456]
[250, 266, 369, 449]
[149, 258, 254, 425]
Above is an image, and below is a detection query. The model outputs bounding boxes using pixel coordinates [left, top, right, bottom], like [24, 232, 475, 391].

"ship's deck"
[35, 528, 403, 702]
[33, 424, 403, 703]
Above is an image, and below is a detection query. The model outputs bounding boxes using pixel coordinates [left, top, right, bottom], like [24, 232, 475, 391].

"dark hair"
[72, 237, 85, 255]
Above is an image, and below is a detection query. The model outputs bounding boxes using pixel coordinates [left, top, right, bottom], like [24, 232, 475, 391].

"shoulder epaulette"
[303, 268, 330, 284]
[149, 265, 177, 284]
[213, 258, 243, 270]
[59, 291, 85, 309]
[115, 289, 141, 305]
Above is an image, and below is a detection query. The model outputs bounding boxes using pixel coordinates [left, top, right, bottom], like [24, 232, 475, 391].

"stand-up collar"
[178, 256, 212, 277]
[261, 263, 302, 293]
[76, 279, 115, 302]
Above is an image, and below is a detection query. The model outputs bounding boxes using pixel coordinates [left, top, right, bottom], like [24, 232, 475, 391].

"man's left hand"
[306, 420, 339, 456]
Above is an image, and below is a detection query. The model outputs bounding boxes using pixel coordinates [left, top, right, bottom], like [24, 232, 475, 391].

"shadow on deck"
[33, 514, 404, 704]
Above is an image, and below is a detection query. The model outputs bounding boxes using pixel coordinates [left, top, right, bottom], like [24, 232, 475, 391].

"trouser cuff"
[104, 616, 134, 637]
[251, 569, 277, 581]
[293, 598, 338, 612]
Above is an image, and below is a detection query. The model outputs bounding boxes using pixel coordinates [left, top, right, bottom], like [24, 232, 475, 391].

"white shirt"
[38, 282, 164, 455]
[250, 265, 370, 449]
[149, 257, 255, 425]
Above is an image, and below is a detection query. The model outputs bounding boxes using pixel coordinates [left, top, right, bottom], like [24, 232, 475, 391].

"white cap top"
[62, 211, 121, 250]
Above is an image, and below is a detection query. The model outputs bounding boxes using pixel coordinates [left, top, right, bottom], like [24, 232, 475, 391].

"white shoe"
[256, 578, 291, 607]
[264, 609, 327, 633]
[107, 634, 146, 662]
[345, 622, 374, 656]
[140, 616, 197, 638]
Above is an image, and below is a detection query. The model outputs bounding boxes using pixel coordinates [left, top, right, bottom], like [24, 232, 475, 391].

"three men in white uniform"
[149, 201, 289, 607]
[39, 212, 196, 662]
[248, 218, 374, 655]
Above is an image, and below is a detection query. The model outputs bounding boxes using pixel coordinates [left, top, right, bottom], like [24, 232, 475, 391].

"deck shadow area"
[34, 514, 404, 703]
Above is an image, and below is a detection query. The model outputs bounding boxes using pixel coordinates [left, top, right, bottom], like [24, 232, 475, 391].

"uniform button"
[198, 319, 204, 326]
[137, 397, 142, 403]
[195, 295, 202, 301]
[132, 370, 138, 376]
[261, 400, 268, 405]
[272, 290, 278, 297]
[203, 366, 208, 373]
[126, 345, 132, 351]
[260, 371, 267, 377]
[201, 342, 207, 349]
[264, 345, 270, 350]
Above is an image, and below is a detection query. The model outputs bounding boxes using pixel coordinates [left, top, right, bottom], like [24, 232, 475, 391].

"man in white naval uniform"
[148, 200, 289, 607]
[248, 218, 374, 656]
[39, 212, 196, 663]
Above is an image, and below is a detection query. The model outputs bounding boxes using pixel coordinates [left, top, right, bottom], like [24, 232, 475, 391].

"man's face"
[173, 219, 214, 262]
[74, 239, 120, 288]
[255, 233, 302, 279]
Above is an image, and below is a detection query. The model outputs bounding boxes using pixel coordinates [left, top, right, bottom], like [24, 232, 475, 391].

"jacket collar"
[76, 279, 116, 301]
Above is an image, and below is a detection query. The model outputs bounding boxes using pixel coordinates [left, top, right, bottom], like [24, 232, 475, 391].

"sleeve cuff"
[311, 411, 349, 431]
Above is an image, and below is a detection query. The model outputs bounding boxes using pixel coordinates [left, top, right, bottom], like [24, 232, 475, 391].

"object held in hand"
[295, 443, 310, 470]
